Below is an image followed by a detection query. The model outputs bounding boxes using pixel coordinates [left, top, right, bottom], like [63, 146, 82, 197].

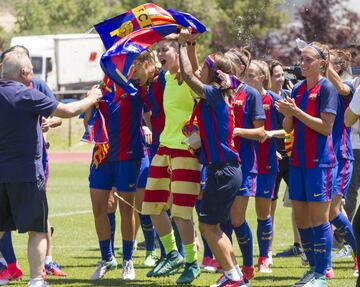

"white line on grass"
[49, 210, 92, 217]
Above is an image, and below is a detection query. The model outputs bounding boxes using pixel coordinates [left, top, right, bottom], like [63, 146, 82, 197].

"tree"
[297, 0, 360, 46]
[254, 0, 360, 65]
[211, 0, 286, 50]
[14, 0, 106, 34]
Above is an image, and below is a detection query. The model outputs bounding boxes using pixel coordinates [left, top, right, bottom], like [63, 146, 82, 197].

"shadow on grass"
[47, 278, 209, 287]
[254, 275, 299, 281]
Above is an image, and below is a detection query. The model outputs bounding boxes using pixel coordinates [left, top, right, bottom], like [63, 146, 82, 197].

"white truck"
[10, 33, 104, 99]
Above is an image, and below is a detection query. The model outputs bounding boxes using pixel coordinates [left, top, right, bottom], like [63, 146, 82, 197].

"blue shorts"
[256, 173, 277, 199]
[334, 159, 354, 198]
[137, 152, 150, 189]
[237, 170, 257, 197]
[199, 161, 242, 225]
[200, 166, 207, 191]
[89, 159, 141, 192]
[289, 166, 335, 202]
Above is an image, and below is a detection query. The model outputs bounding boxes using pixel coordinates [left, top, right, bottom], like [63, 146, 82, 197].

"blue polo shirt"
[0, 80, 59, 182]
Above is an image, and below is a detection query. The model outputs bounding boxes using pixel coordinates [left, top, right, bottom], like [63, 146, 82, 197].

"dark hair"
[268, 60, 283, 76]
[158, 34, 179, 49]
[0, 45, 30, 63]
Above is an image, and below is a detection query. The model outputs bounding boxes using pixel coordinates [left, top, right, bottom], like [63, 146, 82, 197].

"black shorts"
[0, 177, 48, 233]
[199, 161, 242, 225]
[273, 157, 289, 201]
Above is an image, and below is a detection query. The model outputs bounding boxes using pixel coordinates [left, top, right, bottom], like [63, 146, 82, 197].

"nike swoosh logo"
[129, 184, 136, 188]
[199, 213, 208, 217]
[264, 190, 270, 194]
[313, 193, 322, 197]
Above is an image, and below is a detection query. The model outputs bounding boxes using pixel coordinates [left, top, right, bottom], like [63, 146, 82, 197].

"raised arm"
[178, 29, 205, 98]
[186, 33, 201, 78]
[327, 64, 351, 96]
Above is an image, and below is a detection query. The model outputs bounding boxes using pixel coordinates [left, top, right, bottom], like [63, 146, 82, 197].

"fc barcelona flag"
[81, 108, 108, 144]
[94, 3, 206, 49]
[81, 75, 113, 144]
[100, 24, 180, 96]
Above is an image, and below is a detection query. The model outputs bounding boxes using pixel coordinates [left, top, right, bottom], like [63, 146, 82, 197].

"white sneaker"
[27, 279, 50, 287]
[332, 245, 352, 259]
[122, 260, 135, 281]
[90, 256, 118, 280]
[293, 270, 314, 286]
[267, 251, 273, 266]
[354, 269, 359, 277]
[300, 249, 309, 266]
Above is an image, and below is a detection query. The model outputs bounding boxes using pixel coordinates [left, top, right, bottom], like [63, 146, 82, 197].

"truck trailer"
[10, 33, 104, 99]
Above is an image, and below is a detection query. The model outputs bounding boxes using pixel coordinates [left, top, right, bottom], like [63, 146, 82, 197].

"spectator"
[0, 51, 102, 287]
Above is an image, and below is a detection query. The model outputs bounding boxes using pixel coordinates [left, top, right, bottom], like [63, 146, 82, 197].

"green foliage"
[212, 0, 286, 49]
[11, 0, 286, 58]
[15, 0, 106, 34]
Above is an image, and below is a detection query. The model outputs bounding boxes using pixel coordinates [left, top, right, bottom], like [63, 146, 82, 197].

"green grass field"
[9, 162, 357, 287]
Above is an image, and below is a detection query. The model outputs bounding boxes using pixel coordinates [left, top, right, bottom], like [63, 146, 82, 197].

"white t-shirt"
[349, 86, 360, 149]
[351, 120, 360, 149]
[350, 87, 360, 115]
[352, 77, 360, 89]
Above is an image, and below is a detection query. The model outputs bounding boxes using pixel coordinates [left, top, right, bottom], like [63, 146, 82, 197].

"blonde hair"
[251, 60, 271, 90]
[133, 50, 160, 70]
[225, 47, 252, 78]
[308, 41, 330, 77]
[330, 48, 352, 77]
[207, 52, 236, 98]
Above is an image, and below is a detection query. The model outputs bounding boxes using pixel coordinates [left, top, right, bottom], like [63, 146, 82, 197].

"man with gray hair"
[0, 51, 102, 287]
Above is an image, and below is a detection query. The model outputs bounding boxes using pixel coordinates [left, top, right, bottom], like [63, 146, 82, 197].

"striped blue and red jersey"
[196, 85, 239, 165]
[332, 82, 354, 160]
[233, 84, 266, 173]
[98, 84, 146, 161]
[290, 78, 338, 168]
[144, 70, 166, 149]
[257, 91, 283, 174]
[275, 89, 291, 157]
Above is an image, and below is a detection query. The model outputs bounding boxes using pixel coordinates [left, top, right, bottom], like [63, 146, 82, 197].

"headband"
[296, 38, 326, 60]
[307, 44, 326, 60]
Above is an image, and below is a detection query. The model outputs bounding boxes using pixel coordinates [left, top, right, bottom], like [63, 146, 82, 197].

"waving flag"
[100, 24, 179, 96]
[94, 3, 206, 49]
[81, 108, 108, 144]
[81, 75, 112, 144]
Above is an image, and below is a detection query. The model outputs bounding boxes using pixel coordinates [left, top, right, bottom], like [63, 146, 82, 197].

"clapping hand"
[275, 96, 298, 117]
